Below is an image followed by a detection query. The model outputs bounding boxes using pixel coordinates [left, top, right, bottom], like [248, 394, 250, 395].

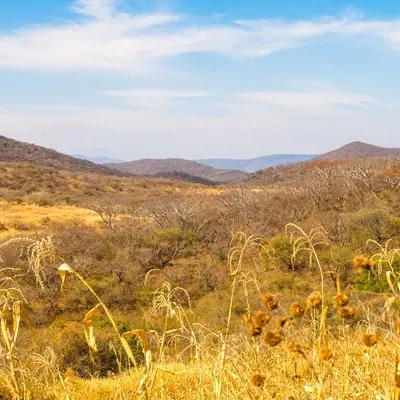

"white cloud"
[71, 0, 116, 19]
[1, 1, 400, 71]
[104, 89, 212, 106]
[237, 91, 375, 108]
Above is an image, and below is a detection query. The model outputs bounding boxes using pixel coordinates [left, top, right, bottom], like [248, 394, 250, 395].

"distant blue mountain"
[73, 154, 126, 164]
[197, 154, 318, 173]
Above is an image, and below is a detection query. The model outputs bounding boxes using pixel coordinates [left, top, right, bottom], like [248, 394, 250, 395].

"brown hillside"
[0, 135, 126, 176]
[318, 141, 400, 160]
[107, 158, 247, 183]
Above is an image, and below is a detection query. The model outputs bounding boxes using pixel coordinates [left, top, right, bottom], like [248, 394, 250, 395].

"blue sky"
[0, 0, 399, 159]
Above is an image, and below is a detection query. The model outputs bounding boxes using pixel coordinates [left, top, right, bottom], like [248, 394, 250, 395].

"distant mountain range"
[0, 135, 125, 176]
[198, 154, 318, 172]
[1, 135, 399, 185]
[106, 158, 247, 183]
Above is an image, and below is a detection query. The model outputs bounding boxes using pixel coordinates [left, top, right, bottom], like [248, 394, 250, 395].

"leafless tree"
[88, 199, 126, 229]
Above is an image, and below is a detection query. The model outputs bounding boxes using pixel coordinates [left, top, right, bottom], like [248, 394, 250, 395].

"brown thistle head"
[276, 317, 292, 329]
[337, 306, 356, 319]
[244, 311, 271, 337]
[287, 341, 303, 354]
[261, 293, 279, 311]
[264, 331, 283, 347]
[319, 348, 333, 361]
[362, 333, 377, 347]
[306, 292, 322, 309]
[334, 293, 349, 308]
[353, 256, 372, 271]
[290, 303, 305, 318]
[251, 374, 265, 388]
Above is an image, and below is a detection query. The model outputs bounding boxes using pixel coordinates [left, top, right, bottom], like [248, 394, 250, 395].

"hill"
[152, 171, 218, 186]
[318, 141, 400, 160]
[198, 154, 318, 172]
[0, 135, 125, 175]
[106, 158, 247, 183]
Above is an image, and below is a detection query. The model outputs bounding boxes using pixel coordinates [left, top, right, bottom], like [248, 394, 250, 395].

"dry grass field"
[1, 157, 400, 399]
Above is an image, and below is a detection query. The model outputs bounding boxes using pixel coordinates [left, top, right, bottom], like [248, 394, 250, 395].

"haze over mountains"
[73, 155, 126, 164]
[106, 158, 247, 183]
[198, 154, 318, 172]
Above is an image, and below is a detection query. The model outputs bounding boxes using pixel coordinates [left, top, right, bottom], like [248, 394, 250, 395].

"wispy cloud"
[237, 90, 375, 108]
[104, 89, 212, 107]
[1, 0, 400, 71]
[71, 0, 116, 19]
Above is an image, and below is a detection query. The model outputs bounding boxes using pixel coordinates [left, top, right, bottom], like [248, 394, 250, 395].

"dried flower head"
[337, 306, 356, 319]
[262, 294, 279, 311]
[334, 294, 349, 308]
[307, 292, 322, 309]
[251, 374, 265, 388]
[319, 348, 333, 361]
[287, 341, 303, 354]
[264, 331, 283, 347]
[245, 311, 271, 337]
[353, 256, 372, 271]
[276, 317, 292, 329]
[362, 333, 378, 347]
[290, 303, 305, 318]
[395, 373, 400, 389]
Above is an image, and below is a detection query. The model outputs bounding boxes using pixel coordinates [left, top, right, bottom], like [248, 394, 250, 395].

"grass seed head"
[337, 306, 356, 319]
[306, 292, 322, 309]
[290, 303, 305, 318]
[362, 333, 378, 347]
[264, 330, 283, 347]
[251, 374, 265, 388]
[334, 294, 349, 308]
[262, 294, 279, 311]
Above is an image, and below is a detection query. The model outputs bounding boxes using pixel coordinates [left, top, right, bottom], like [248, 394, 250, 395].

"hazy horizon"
[1, 0, 400, 159]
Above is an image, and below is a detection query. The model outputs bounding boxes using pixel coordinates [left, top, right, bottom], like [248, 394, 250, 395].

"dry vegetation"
[1, 156, 400, 399]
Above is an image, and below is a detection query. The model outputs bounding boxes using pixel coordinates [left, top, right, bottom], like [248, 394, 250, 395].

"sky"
[0, 0, 400, 160]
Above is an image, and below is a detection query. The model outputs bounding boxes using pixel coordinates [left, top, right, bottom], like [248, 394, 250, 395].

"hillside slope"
[318, 141, 400, 160]
[106, 158, 247, 183]
[198, 154, 318, 172]
[0, 135, 125, 175]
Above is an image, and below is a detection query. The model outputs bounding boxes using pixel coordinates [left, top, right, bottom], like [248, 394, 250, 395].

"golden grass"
[0, 201, 101, 238]
[2, 225, 400, 399]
